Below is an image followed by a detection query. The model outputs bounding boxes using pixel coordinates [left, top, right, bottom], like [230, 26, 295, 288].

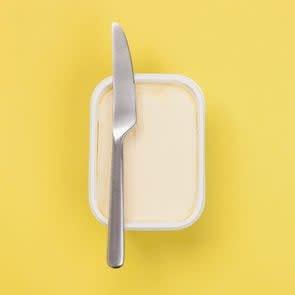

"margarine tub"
[89, 74, 205, 230]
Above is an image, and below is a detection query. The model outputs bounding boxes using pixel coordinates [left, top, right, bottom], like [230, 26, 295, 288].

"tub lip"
[89, 73, 205, 231]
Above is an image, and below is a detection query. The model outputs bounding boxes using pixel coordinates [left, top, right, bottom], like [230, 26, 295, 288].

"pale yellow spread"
[97, 83, 199, 224]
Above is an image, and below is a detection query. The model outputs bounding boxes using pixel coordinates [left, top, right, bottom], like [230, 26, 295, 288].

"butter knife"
[107, 23, 136, 268]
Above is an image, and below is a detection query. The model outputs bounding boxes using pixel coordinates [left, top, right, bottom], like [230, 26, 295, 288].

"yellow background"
[1, 0, 295, 294]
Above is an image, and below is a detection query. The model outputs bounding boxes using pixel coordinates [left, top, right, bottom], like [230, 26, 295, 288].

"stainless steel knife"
[107, 23, 136, 268]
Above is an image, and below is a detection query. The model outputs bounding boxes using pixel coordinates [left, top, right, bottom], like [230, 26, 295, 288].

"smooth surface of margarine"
[96, 83, 199, 224]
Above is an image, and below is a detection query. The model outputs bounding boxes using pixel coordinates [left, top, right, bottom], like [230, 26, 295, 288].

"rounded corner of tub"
[177, 75, 205, 108]
[178, 204, 206, 230]
[88, 180, 107, 226]
[89, 198, 108, 226]
[173, 188, 206, 230]
[90, 76, 113, 109]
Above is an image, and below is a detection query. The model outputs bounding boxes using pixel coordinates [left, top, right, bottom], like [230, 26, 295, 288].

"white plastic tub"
[89, 74, 205, 230]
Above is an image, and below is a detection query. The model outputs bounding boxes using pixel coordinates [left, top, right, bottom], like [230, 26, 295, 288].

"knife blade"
[112, 23, 136, 138]
[107, 23, 136, 268]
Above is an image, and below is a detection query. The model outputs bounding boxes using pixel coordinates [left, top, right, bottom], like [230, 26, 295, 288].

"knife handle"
[107, 135, 124, 268]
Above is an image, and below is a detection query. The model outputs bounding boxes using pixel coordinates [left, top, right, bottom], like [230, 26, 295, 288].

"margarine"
[96, 82, 200, 224]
